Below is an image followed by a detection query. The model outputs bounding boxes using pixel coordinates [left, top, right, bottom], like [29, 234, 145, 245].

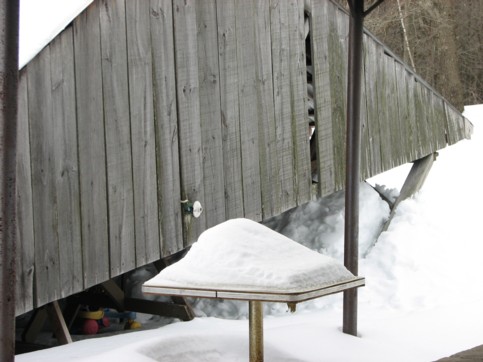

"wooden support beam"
[124, 298, 194, 321]
[45, 301, 72, 345]
[100, 279, 125, 311]
[382, 153, 437, 232]
[21, 308, 48, 344]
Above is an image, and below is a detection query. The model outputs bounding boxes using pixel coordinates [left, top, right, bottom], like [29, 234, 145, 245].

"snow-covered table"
[143, 219, 365, 362]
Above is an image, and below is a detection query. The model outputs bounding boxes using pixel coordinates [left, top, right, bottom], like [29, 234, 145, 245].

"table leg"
[249, 300, 263, 362]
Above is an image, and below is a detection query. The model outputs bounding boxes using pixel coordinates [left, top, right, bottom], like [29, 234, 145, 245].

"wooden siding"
[15, 0, 472, 315]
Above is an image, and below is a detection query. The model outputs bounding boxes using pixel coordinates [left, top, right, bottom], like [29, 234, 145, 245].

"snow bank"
[145, 218, 355, 293]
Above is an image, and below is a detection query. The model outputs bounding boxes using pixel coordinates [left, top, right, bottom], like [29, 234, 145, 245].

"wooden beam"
[382, 153, 436, 232]
[45, 301, 72, 345]
[21, 308, 48, 344]
[124, 298, 194, 321]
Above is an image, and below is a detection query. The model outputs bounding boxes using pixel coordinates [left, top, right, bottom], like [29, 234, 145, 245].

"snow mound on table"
[145, 218, 355, 292]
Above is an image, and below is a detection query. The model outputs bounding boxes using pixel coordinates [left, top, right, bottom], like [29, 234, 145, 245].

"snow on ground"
[16, 105, 483, 361]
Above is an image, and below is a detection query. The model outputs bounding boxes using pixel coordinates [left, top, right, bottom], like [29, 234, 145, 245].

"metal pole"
[343, 0, 364, 337]
[0, 0, 19, 360]
[249, 301, 263, 362]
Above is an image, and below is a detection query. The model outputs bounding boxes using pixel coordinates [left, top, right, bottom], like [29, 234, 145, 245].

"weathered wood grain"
[99, 0, 136, 276]
[255, 0, 278, 218]
[394, 61, 412, 164]
[413, 80, 432, 158]
[73, 4, 110, 289]
[385, 56, 401, 169]
[235, 0, 262, 220]
[309, 0, 335, 197]
[328, 7, 347, 191]
[126, 0, 161, 266]
[375, 47, 392, 171]
[173, 0, 206, 244]
[15, 71, 35, 315]
[27, 46, 62, 307]
[216, 0, 244, 220]
[405, 72, 421, 161]
[150, 0, 183, 256]
[195, 0, 226, 229]
[288, 0, 311, 205]
[271, 0, 296, 210]
[429, 91, 448, 151]
[362, 35, 382, 176]
[50, 27, 83, 298]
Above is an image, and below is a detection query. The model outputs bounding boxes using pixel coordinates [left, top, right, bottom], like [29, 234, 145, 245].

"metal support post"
[0, 0, 19, 360]
[249, 301, 264, 362]
[343, 0, 364, 337]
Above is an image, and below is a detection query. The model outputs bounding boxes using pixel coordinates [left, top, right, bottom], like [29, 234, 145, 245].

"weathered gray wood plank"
[362, 34, 382, 176]
[288, 0, 311, 205]
[375, 47, 392, 172]
[444, 103, 463, 145]
[271, 0, 296, 210]
[16, 70, 35, 315]
[73, 4, 109, 288]
[405, 72, 421, 161]
[126, 0, 160, 266]
[150, 0, 183, 256]
[309, 0, 335, 197]
[173, 0, 206, 244]
[430, 92, 448, 151]
[99, 0, 136, 275]
[27, 46, 61, 307]
[415, 81, 433, 157]
[195, 0, 225, 229]
[216, 0, 244, 220]
[235, 0, 262, 220]
[329, 6, 347, 191]
[386, 56, 401, 169]
[394, 61, 412, 164]
[50, 27, 83, 297]
[255, 0, 278, 218]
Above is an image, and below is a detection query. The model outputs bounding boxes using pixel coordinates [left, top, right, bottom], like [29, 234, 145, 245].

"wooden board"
[362, 36, 382, 176]
[126, 0, 161, 265]
[394, 61, 413, 164]
[216, 0, 244, 220]
[15, 71, 35, 315]
[99, 0, 136, 275]
[73, 4, 109, 288]
[235, 0, 262, 220]
[195, 0, 226, 229]
[150, 0, 184, 256]
[309, 0, 335, 197]
[288, 0, 311, 205]
[99, 0, 136, 274]
[328, 6, 347, 191]
[27, 46, 61, 307]
[173, 0, 206, 244]
[49, 27, 83, 297]
[405, 72, 422, 161]
[256, 0, 279, 218]
[271, 0, 296, 210]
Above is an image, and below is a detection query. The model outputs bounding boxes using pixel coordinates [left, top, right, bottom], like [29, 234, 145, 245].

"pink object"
[82, 319, 99, 335]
